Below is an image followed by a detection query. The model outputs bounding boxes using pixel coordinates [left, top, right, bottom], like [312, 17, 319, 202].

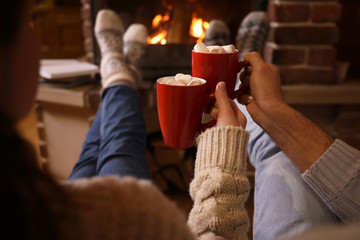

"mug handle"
[231, 60, 250, 99]
[200, 92, 217, 132]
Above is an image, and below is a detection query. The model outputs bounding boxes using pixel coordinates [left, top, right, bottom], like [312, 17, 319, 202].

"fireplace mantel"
[282, 81, 360, 105]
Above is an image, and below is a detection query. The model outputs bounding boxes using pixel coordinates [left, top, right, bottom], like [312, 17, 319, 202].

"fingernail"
[218, 81, 225, 90]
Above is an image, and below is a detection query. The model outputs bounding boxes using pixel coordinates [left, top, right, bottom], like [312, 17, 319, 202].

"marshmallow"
[187, 79, 203, 86]
[175, 73, 192, 85]
[171, 81, 186, 86]
[207, 46, 227, 53]
[159, 74, 204, 86]
[193, 42, 208, 53]
[222, 44, 236, 53]
[193, 43, 239, 54]
[160, 76, 174, 84]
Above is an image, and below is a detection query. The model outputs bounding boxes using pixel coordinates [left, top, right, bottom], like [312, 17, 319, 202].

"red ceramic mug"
[192, 50, 250, 99]
[157, 77, 215, 149]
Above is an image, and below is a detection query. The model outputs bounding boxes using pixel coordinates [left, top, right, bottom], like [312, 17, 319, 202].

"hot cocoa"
[158, 73, 204, 86]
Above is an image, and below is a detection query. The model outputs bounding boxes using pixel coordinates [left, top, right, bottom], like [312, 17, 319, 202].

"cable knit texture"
[188, 126, 250, 240]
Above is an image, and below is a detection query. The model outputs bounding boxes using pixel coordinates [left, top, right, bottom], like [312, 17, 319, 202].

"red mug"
[192, 50, 249, 99]
[157, 77, 215, 149]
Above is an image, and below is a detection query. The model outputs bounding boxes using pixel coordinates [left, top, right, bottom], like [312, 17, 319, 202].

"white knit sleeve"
[187, 126, 250, 240]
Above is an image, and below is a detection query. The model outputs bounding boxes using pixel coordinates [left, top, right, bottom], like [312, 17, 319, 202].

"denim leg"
[97, 85, 151, 179]
[236, 103, 337, 240]
[67, 110, 101, 179]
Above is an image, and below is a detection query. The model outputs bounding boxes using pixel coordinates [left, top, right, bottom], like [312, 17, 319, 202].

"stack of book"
[39, 59, 99, 88]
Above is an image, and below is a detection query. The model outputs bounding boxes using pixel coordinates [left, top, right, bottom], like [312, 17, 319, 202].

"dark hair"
[0, 114, 66, 240]
[0, 1, 25, 46]
[0, 2, 66, 239]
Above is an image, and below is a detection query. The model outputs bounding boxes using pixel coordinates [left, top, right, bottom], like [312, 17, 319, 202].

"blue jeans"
[68, 85, 151, 180]
[236, 103, 338, 240]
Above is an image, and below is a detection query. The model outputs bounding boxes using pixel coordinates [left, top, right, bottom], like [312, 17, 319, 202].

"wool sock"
[236, 11, 270, 61]
[94, 9, 137, 89]
[123, 23, 148, 87]
[205, 20, 231, 46]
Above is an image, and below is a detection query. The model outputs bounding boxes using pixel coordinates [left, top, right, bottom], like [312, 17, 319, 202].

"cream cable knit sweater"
[188, 126, 250, 240]
[58, 126, 250, 240]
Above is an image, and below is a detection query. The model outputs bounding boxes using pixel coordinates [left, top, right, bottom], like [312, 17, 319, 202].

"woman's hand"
[210, 81, 247, 128]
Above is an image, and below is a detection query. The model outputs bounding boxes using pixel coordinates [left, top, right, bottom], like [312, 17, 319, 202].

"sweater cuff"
[195, 126, 249, 175]
[302, 139, 360, 203]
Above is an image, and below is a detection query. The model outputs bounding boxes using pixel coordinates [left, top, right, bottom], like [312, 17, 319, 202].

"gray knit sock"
[205, 20, 231, 46]
[123, 23, 148, 87]
[95, 9, 137, 89]
[236, 11, 270, 61]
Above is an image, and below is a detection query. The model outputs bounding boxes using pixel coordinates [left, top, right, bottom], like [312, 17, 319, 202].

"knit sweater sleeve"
[301, 139, 360, 223]
[187, 126, 250, 240]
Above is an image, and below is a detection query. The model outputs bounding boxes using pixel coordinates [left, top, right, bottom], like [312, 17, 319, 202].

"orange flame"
[152, 13, 170, 29]
[147, 13, 169, 45]
[147, 1, 173, 45]
[189, 13, 209, 43]
[148, 30, 167, 45]
[148, 4, 209, 44]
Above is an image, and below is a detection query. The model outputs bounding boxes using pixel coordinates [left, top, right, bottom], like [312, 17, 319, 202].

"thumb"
[215, 82, 232, 111]
[243, 52, 265, 69]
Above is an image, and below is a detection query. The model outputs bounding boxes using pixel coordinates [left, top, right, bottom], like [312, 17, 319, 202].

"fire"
[152, 14, 170, 29]
[147, 1, 173, 45]
[189, 13, 209, 43]
[147, 13, 171, 45]
[147, 2, 209, 44]
[148, 30, 167, 45]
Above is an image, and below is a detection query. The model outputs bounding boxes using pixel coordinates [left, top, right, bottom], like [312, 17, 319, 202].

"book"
[40, 59, 99, 80]
[39, 76, 93, 89]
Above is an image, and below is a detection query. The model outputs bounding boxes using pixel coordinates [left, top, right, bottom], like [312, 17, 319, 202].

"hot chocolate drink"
[158, 73, 204, 86]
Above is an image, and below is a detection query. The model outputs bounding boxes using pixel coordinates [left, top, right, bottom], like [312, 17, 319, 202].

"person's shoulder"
[61, 176, 193, 237]
[61, 176, 180, 215]
[62, 175, 156, 197]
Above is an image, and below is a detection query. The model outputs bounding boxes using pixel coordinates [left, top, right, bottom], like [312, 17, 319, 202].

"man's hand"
[237, 52, 288, 123]
[236, 52, 334, 172]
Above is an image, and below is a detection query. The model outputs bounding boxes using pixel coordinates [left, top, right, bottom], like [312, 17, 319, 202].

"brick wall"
[265, 0, 342, 84]
[264, 0, 360, 148]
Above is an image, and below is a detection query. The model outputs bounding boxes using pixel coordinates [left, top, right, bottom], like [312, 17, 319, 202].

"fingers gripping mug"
[157, 77, 215, 149]
[192, 50, 249, 99]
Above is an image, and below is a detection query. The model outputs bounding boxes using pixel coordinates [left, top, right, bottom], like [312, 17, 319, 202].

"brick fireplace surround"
[78, 0, 360, 237]
[266, 0, 341, 84]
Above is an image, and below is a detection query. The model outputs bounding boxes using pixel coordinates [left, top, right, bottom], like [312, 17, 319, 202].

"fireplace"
[82, 0, 347, 85]
[82, 0, 253, 81]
